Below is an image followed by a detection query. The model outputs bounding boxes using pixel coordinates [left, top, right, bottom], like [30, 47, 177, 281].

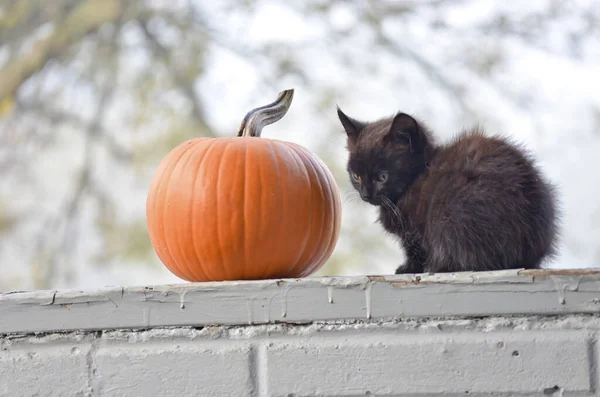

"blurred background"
[0, 0, 598, 291]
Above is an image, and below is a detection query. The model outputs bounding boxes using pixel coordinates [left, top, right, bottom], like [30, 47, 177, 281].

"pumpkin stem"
[237, 89, 294, 138]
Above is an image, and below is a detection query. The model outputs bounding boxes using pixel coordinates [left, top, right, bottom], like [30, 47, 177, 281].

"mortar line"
[86, 331, 101, 397]
[255, 342, 268, 397]
[588, 332, 597, 393]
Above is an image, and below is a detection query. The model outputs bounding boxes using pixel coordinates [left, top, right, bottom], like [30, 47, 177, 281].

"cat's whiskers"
[343, 190, 361, 205]
[381, 196, 404, 229]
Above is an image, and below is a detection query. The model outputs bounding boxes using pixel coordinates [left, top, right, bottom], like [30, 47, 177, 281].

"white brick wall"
[95, 340, 254, 396]
[1, 317, 598, 396]
[0, 339, 91, 396]
[2, 269, 600, 396]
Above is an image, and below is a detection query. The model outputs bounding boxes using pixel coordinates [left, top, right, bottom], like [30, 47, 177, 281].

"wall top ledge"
[1, 268, 600, 335]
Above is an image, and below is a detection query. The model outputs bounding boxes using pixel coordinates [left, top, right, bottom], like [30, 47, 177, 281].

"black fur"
[337, 107, 560, 274]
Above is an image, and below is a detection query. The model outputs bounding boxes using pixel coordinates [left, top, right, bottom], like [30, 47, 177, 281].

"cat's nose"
[360, 192, 372, 200]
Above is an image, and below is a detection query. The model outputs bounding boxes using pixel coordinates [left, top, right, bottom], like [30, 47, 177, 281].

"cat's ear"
[337, 106, 365, 142]
[386, 112, 422, 152]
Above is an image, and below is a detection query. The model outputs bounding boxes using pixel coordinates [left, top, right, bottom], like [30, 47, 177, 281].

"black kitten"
[337, 107, 559, 274]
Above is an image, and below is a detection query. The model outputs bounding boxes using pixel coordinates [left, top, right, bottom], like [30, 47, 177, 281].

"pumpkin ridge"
[254, 139, 276, 279]
[293, 146, 327, 275]
[285, 143, 314, 277]
[309, 157, 338, 275]
[253, 141, 264, 278]
[214, 140, 233, 280]
[172, 144, 201, 281]
[196, 140, 223, 281]
[241, 141, 249, 279]
[189, 141, 213, 282]
[156, 142, 197, 280]
[307, 149, 339, 275]
[267, 140, 288, 278]
[203, 141, 227, 281]
[271, 142, 310, 275]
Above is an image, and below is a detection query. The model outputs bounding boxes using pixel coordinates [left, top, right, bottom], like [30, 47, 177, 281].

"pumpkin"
[146, 89, 342, 282]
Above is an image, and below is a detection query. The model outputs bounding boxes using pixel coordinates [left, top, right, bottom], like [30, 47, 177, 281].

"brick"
[94, 341, 254, 397]
[266, 331, 591, 396]
[0, 342, 91, 397]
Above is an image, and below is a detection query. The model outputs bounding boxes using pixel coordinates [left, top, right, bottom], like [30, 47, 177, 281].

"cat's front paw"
[394, 259, 424, 275]
[396, 263, 420, 274]
[394, 264, 412, 274]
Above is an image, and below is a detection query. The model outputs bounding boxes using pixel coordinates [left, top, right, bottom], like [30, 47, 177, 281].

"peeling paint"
[280, 284, 291, 318]
[247, 297, 254, 325]
[520, 268, 600, 277]
[365, 282, 373, 320]
[2, 269, 600, 335]
[178, 289, 189, 309]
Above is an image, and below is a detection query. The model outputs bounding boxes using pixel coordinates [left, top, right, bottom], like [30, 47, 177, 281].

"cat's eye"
[351, 172, 361, 182]
[377, 171, 389, 183]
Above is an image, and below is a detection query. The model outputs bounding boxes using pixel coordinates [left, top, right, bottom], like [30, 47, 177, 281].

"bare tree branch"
[139, 20, 215, 137]
[35, 81, 113, 288]
[14, 99, 132, 162]
[0, 0, 123, 102]
[375, 31, 469, 113]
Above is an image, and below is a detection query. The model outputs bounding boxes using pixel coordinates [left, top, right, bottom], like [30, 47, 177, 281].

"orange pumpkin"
[146, 89, 342, 282]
